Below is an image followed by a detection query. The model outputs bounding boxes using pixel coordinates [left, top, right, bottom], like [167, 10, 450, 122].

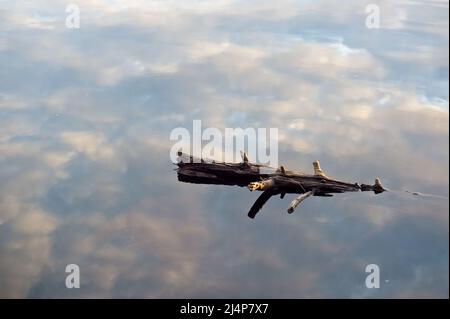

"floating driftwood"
[175, 151, 385, 219]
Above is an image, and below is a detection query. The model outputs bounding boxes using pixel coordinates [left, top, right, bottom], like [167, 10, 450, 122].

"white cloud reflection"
[0, 0, 448, 298]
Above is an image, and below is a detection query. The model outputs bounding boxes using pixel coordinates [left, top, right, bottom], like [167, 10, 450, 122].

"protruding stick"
[247, 178, 274, 191]
[313, 161, 328, 178]
[287, 191, 313, 214]
[373, 177, 385, 194]
[248, 190, 273, 219]
[240, 150, 249, 164]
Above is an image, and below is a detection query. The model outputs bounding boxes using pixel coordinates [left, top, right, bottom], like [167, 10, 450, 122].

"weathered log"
[287, 191, 314, 214]
[175, 152, 385, 218]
